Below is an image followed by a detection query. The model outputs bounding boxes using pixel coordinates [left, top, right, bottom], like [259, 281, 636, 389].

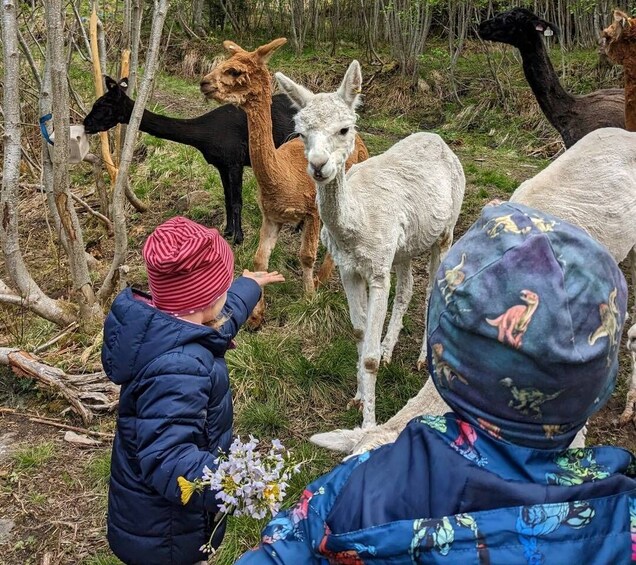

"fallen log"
[0, 348, 118, 424]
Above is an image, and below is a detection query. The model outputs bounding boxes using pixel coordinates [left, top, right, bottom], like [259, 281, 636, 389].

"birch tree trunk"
[1, 0, 74, 327]
[45, 0, 103, 329]
[97, 0, 171, 302]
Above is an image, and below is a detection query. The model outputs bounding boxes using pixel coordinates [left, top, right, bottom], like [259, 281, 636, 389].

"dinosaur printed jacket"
[238, 415, 636, 564]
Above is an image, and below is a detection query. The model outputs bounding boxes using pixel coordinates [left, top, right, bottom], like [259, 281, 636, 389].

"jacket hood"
[102, 287, 231, 385]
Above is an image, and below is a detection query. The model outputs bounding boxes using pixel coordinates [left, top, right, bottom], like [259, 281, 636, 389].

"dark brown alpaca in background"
[478, 7, 625, 147]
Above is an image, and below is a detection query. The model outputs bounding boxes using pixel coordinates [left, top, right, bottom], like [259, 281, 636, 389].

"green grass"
[82, 554, 124, 565]
[464, 162, 518, 193]
[12, 442, 57, 472]
[86, 451, 112, 488]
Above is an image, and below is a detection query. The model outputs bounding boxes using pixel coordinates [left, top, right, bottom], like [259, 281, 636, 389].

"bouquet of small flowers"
[177, 435, 302, 554]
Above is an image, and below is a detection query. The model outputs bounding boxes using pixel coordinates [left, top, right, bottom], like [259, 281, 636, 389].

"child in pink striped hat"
[102, 216, 284, 565]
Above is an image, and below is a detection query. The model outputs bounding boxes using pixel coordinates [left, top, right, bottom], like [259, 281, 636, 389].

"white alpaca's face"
[294, 94, 357, 185]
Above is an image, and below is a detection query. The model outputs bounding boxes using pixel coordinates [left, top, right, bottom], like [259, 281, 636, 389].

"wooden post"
[114, 49, 131, 168]
[89, 5, 118, 185]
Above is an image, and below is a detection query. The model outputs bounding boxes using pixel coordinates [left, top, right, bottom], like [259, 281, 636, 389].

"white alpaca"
[511, 127, 636, 425]
[275, 61, 465, 429]
[313, 127, 635, 454]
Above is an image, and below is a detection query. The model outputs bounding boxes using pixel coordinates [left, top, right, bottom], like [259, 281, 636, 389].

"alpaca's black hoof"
[233, 232, 244, 245]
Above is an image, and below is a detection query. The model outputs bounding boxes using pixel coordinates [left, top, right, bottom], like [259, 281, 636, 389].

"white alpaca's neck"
[316, 161, 365, 241]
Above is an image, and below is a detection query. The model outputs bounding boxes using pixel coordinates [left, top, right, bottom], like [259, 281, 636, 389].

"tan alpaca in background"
[201, 38, 369, 328]
[603, 9, 636, 131]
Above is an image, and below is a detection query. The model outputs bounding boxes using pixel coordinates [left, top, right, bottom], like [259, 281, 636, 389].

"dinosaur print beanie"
[427, 201, 628, 449]
[143, 216, 234, 315]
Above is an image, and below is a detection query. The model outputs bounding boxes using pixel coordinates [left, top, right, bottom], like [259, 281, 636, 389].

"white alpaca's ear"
[337, 60, 362, 109]
[275, 72, 314, 109]
[309, 428, 365, 453]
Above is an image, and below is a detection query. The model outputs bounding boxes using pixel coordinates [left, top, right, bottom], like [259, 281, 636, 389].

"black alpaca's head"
[83, 76, 133, 134]
[478, 8, 559, 49]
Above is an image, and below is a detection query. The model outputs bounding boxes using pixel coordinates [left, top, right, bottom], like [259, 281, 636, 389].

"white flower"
[195, 437, 302, 524]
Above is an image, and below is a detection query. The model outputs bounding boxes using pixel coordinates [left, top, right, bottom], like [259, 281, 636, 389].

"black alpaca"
[83, 76, 297, 244]
[478, 8, 625, 148]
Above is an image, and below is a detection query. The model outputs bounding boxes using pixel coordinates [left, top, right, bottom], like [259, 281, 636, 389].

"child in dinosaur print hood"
[236, 203, 636, 565]
[426, 201, 628, 449]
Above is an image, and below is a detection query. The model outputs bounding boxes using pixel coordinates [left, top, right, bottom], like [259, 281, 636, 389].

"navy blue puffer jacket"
[102, 277, 261, 565]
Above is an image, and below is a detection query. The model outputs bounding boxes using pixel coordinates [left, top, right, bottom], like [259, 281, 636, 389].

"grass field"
[0, 36, 634, 564]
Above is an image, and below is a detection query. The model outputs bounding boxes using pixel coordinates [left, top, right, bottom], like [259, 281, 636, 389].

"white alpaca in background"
[312, 126, 636, 454]
[276, 61, 466, 428]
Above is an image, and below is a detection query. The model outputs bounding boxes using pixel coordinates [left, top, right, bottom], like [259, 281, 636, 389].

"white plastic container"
[49, 124, 90, 164]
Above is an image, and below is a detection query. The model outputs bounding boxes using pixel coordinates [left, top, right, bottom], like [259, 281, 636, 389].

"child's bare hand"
[242, 270, 286, 287]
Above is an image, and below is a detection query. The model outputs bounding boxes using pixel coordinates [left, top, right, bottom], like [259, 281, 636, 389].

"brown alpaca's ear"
[223, 40, 245, 54]
[255, 38, 287, 65]
[614, 9, 631, 30]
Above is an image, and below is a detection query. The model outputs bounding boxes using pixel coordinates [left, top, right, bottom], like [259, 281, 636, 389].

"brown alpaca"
[201, 38, 369, 328]
[603, 9, 636, 131]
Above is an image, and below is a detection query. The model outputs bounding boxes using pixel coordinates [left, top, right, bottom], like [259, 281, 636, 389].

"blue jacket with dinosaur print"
[237, 414, 636, 564]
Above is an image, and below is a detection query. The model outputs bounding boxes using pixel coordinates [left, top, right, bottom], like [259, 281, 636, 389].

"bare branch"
[98, 0, 170, 302]
[17, 27, 41, 90]
[70, 0, 93, 60]
[69, 191, 114, 235]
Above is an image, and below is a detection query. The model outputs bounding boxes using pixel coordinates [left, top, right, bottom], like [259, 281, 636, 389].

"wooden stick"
[0, 409, 114, 439]
[70, 191, 114, 234]
[28, 416, 114, 439]
[34, 322, 79, 354]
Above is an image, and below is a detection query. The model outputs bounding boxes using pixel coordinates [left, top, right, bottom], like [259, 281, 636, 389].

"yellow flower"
[222, 475, 238, 494]
[264, 483, 281, 502]
[178, 476, 197, 505]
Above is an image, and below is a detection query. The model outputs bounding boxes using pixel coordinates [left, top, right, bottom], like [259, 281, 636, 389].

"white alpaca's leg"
[360, 274, 391, 428]
[630, 247, 636, 318]
[341, 268, 367, 405]
[417, 240, 447, 370]
[619, 324, 636, 425]
[380, 261, 414, 365]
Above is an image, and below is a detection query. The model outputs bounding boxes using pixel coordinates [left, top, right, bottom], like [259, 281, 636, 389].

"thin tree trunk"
[1, 0, 74, 327]
[129, 0, 144, 95]
[71, 0, 92, 60]
[192, 0, 204, 33]
[98, 0, 170, 302]
[46, 0, 103, 329]
[122, 0, 133, 51]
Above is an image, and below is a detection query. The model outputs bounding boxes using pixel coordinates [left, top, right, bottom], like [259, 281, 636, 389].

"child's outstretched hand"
[242, 270, 286, 287]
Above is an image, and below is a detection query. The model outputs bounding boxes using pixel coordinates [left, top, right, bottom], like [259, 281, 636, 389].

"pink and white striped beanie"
[142, 217, 234, 315]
